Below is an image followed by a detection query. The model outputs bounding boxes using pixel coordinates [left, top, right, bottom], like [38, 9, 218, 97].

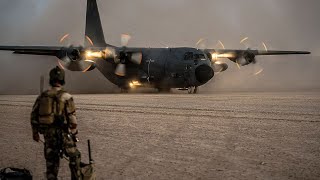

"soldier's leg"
[64, 134, 81, 180]
[69, 150, 81, 180]
[44, 133, 61, 180]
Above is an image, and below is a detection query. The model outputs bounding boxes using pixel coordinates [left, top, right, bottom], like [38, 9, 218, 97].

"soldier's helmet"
[49, 66, 65, 86]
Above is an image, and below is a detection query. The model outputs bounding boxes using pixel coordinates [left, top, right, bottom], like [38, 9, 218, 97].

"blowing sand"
[0, 92, 320, 179]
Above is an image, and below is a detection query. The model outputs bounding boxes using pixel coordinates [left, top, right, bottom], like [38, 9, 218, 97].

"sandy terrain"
[0, 92, 320, 179]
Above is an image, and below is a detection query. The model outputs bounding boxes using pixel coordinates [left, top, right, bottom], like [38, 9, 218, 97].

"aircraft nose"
[195, 65, 214, 84]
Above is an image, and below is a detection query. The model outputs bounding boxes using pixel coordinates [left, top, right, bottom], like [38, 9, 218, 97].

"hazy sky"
[0, 0, 319, 94]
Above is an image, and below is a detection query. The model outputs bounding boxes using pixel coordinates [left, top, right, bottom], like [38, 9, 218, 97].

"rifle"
[39, 139, 94, 164]
[88, 140, 94, 164]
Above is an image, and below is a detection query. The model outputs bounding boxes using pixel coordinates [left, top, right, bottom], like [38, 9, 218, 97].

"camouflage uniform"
[31, 87, 81, 180]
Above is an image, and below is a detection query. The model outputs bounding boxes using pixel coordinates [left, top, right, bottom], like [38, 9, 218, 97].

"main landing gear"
[188, 86, 198, 94]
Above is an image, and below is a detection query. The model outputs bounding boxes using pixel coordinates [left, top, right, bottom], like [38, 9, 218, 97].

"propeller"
[197, 39, 229, 73]
[57, 33, 96, 72]
[215, 40, 226, 50]
[121, 34, 131, 47]
[212, 61, 228, 74]
[114, 34, 143, 77]
[195, 38, 207, 50]
[238, 37, 266, 76]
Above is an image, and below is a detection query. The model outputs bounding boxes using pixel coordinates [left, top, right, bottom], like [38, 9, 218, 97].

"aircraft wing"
[253, 50, 311, 55]
[206, 49, 310, 56]
[204, 49, 310, 65]
[0, 46, 64, 56]
[0, 45, 101, 72]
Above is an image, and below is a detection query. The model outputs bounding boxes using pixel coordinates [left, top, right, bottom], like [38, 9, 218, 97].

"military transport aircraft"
[0, 0, 310, 93]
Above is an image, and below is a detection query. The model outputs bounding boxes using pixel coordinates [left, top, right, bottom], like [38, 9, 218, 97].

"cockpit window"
[194, 54, 206, 60]
[184, 52, 193, 60]
[184, 52, 206, 60]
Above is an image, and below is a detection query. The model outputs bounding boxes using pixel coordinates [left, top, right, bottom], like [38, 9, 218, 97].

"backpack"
[81, 163, 96, 180]
[80, 140, 96, 180]
[38, 90, 65, 125]
[0, 167, 32, 180]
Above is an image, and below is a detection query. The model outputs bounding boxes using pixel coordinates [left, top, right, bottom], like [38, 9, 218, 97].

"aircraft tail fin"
[85, 0, 109, 47]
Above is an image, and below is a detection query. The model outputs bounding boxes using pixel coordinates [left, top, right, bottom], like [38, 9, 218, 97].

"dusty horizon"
[0, 0, 319, 94]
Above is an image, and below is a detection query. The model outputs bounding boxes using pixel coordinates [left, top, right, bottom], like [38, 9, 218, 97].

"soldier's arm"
[31, 96, 40, 141]
[62, 93, 78, 134]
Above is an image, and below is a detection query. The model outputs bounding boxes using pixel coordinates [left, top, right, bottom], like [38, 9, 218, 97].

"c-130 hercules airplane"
[0, 0, 310, 93]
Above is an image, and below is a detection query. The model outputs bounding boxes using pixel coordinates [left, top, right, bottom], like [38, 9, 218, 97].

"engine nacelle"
[229, 51, 256, 66]
[243, 51, 256, 65]
[114, 50, 142, 65]
[212, 61, 228, 72]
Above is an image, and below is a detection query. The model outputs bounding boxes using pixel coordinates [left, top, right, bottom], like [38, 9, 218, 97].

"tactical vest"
[38, 90, 66, 127]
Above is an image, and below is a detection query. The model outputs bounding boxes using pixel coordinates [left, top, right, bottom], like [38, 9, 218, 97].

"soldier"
[31, 66, 81, 180]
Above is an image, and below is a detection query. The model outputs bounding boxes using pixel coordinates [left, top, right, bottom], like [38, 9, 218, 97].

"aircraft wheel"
[188, 87, 194, 94]
[193, 86, 198, 94]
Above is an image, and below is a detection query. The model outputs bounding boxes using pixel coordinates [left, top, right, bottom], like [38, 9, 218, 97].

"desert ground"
[0, 92, 320, 179]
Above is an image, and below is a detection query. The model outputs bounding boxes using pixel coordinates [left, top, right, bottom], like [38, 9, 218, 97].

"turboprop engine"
[57, 47, 96, 72]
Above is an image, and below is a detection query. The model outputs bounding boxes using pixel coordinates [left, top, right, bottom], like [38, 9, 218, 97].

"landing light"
[211, 53, 234, 60]
[85, 48, 114, 59]
[104, 48, 112, 57]
[85, 50, 103, 59]
[129, 81, 142, 88]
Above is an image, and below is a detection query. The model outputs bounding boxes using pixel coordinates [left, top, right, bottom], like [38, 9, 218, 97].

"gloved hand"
[33, 132, 40, 142]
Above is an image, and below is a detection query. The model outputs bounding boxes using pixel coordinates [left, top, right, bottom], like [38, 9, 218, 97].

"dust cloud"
[0, 0, 319, 94]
